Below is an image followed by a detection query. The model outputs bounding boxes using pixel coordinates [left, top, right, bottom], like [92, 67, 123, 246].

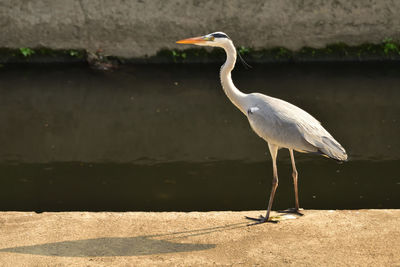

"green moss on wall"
[0, 47, 87, 64]
[0, 39, 399, 65]
[162, 40, 400, 63]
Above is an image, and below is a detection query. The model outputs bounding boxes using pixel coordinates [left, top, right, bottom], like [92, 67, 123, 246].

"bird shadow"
[0, 222, 247, 257]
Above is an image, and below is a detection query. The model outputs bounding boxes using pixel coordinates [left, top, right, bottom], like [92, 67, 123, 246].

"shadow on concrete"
[0, 222, 247, 257]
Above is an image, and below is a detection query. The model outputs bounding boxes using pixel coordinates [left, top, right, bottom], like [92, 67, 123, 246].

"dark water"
[0, 63, 399, 211]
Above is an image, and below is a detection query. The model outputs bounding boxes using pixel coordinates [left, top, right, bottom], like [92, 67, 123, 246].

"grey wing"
[247, 103, 347, 161]
[298, 122, 348, 161]
[246, 106, 317, 153]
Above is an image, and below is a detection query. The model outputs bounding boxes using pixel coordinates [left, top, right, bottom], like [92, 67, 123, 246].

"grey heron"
[176, 32, 347, 224]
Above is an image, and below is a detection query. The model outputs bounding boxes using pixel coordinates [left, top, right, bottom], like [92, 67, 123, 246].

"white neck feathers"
[219, 41, 247, 114]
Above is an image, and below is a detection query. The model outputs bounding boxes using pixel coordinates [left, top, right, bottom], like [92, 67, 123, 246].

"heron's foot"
[245, 215, 278, 226]
[278, 207, 304, 216]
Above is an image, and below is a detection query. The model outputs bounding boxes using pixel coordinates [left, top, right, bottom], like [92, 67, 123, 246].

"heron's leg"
[289, 149, 300, 211]
[245, 144, 279, 225]
[265, 143, 279, 220]
[281, 149, 305, 217]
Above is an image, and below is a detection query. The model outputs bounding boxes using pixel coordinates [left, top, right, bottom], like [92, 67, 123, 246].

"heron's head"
[176, 32, 231, 48]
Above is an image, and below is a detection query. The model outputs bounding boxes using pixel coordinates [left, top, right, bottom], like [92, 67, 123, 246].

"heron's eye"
[208, 36, 215, 41]
[211, 33, 228, 39]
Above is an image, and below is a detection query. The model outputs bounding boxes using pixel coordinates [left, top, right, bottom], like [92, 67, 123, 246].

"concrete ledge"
[0, 210, 398, 265]
[1, 42, 400, 65]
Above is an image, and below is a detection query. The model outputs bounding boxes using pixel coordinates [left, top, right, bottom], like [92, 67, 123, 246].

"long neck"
[220, 42, 247, 114]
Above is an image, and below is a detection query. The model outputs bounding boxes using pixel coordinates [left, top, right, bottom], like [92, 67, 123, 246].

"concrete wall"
[1, 0, 400, 58]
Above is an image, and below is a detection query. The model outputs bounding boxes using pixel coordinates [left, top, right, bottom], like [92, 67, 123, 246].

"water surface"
[0, 63, 399, 211]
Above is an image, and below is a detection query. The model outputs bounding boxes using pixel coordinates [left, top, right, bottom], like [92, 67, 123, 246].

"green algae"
[155, 40, 400, 63]
[0, 40, 399, 65]
[0, 47, 86, 64]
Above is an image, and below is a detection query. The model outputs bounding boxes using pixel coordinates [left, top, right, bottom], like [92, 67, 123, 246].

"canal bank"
[0, 210, 398, 265]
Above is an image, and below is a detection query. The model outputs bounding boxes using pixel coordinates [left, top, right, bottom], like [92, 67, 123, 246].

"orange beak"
[176, 36, 206, 44]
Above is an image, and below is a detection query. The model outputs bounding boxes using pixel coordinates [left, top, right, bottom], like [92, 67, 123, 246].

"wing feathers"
[300, 126, 348, 161]
[246, 94, 348, 162]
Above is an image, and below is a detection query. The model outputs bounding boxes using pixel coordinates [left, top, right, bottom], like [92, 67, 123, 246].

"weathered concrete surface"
[0, 210, 398, 265]
[1, 0, 400, 58]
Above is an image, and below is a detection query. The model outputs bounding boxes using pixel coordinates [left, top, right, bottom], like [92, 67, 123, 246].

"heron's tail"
[316, 136, 348, 162]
